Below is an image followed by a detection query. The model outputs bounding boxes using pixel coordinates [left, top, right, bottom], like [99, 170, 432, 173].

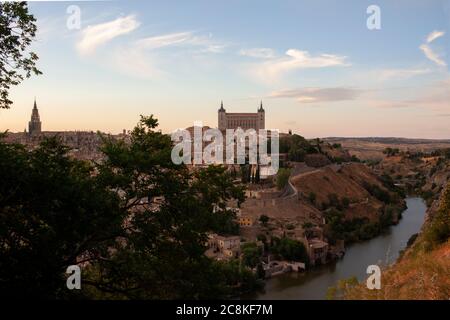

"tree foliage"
[259, 214, 269, 226]
[276, 168, 291, 190]
[424, 184, 450, 248]
[279, 134, 317, 161]
[86, 116, 246, 299]
[0, 116, 249, 299]
[0, 2, 41, 109]
[241, 242, 262, 268]
[271, 237, 309, 263]
[0, 137, 123, 298]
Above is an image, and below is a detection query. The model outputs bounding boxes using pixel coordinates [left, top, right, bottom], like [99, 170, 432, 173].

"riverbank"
[244, 197, 426, 299]
[343, 184, 450, 299]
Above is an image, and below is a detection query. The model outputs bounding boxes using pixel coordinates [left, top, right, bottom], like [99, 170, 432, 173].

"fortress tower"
[218, 101, 265, 131]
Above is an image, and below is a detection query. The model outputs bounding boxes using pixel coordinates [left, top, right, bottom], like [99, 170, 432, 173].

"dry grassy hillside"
[291, 163, 388, 221]
[240, 161, 406, 246]
[343, 241, 450, 299]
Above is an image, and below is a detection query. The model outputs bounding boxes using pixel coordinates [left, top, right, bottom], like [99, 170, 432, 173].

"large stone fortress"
[218, 101, 265, 131]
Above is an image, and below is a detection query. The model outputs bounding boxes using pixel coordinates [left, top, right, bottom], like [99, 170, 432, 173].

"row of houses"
[205, 225, 331, 267]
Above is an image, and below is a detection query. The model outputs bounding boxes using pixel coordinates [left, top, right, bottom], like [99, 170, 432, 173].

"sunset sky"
[1, 0, 449, 138]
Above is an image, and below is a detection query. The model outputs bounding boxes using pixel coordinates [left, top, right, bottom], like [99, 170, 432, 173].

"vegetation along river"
[246, 197, 427, 300]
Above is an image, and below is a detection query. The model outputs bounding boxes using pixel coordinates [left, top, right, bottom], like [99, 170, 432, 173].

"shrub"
[308, 192, 317, 204]
[341, 197, 350, 209]
[424, 185, 450, 247]
[271, 237, 309, 264]
[327, 193, 340, 208]
[259, 214, 269, 226]
[363, 182, 391, 204]
[241, 242, 262, 268]
[276, 168, 291, 190]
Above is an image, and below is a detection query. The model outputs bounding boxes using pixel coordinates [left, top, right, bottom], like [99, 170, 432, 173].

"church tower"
[218, 100, 226, 131]
[258, 101, 265, 130]
[28, 98, 42, 135]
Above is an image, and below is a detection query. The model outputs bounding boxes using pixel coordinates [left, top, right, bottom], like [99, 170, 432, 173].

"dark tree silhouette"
[0, 2, 41, 109]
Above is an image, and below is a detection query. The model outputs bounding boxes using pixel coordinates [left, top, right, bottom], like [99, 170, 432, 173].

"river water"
[247, 197, 427, 300]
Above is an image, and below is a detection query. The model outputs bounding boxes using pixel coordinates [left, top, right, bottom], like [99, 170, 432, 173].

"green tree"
[0, 2, 41, 109]
[362, 182, 391, 204]
[240, 164, 249, 183]
[0, 137, 124, 298]
[327, 193, 340, 208]
[85, 116, 246, 299]
[0, 116, 249, 299]
[241, 242, 262, 268]
[276, 168, 291, 190]
[424, 183, 450, 247]
[341, 197, 350, 209]
[308, 192, 316, 204]
[259, 214, 269, 226]
[214, 260, 263, 295]
[256, 263, 265, 279]
[279, 134, 316, 161]
[271, 237, 309, 263]
[302, 222, 314, 238]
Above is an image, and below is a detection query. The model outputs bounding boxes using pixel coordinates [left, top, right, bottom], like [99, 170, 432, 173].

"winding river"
[246, 197, 427, 300]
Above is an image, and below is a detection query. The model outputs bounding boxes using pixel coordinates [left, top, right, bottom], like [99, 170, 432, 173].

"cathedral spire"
[29, 97, 41, 135]
[258, 100, 264, 112]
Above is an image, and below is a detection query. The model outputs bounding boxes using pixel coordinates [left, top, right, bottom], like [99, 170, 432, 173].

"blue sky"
[1, 0, 449, 138]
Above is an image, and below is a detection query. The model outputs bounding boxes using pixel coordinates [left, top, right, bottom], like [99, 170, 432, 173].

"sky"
[1, 0, 449, 138]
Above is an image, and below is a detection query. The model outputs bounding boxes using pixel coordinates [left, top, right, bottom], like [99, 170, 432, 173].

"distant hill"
[323, 137, 450, 161]
[324, 137, 450, 144]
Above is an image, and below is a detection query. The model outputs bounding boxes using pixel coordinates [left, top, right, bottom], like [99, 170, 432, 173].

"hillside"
[324, 137, 450, 161]
[372, 147, 450, 205]
[240, 160, 405, 247]
[343, 241, 450, 299]
[291, 163, 387, 222]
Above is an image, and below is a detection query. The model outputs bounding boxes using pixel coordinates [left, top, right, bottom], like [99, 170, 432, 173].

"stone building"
[4, 98, 128, 161]
[218, 101, 265, 131]
[306, 238, 328, 266]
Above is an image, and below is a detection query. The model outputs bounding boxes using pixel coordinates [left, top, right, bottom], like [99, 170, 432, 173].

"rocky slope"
[240, 161, 405, 245]
[291, 163, 388, 222]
